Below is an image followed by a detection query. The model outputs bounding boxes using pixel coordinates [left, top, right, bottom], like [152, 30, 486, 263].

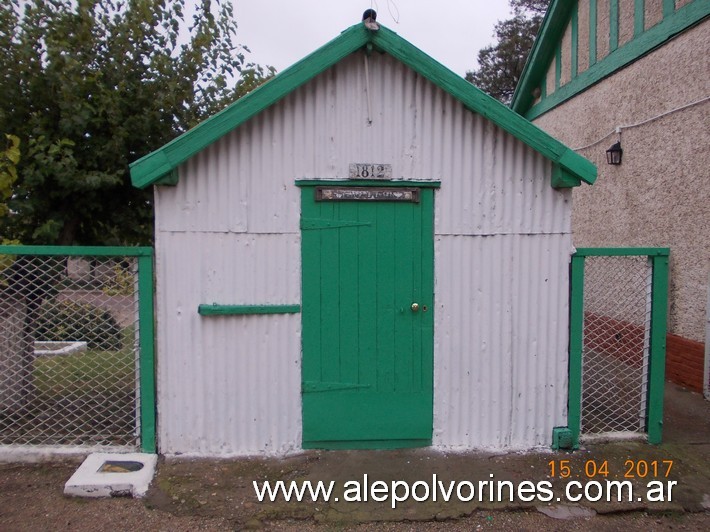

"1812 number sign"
[348, 163, 392, 179]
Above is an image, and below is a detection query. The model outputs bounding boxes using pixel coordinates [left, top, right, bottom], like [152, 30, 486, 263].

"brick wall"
[665, 334, 705, 392]
[583, 313, 705, 393]
[584, 312, 645, 367]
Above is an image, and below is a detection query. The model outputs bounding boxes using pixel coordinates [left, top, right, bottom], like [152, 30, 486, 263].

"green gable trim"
[368, 28, 594, 184]
[512, 0, 578, 113]
[513, 0, 710, 118]
[198, 304, 301, 316]
[663, 0, 675, 17]
[132, 23, 595, 188]
[610, 0, 620, 52]
[571, 5, 579, 79]
[130, 24, 369, 189]
[589, 0, 598, 66]
[635, 0, 646, 37]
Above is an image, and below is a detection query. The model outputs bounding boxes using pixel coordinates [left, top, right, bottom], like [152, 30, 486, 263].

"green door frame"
[297, 180, 438, 449]
[568, 247, 669, 448]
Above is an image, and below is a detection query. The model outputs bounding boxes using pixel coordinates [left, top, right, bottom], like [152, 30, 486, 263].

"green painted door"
[300, 185, 434, 449]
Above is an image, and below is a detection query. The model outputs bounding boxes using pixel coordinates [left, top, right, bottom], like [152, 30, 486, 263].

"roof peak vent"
[362, 9, 379, 31]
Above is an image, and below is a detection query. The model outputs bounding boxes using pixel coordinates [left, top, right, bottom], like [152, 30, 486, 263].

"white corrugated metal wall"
[154, 52, 573, 455]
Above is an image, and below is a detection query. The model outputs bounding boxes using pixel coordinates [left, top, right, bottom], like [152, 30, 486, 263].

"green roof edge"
[512, 0, 710, 116]
[511, 0, 574, 115]
[131, 22, 595, 189]
[130, 24, 369, 189]
[369, 25, 595, 185]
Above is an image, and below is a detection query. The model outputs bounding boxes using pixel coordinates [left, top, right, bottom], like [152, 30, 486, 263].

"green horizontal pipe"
[574, 247, 670, 257]
[0, 245, 153, 257]
[198, 304, 301, 316]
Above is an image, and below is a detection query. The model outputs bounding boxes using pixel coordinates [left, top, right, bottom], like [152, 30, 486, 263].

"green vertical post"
[662, 0, 675, 18]
[568, 254, 586, 448]
[138, 253, 156, 453]
[589, 0, 598, 65]
[571, 4, 579, 79]
[634, 0, 645, 36]
[610, 0, 619, 52]
[647, 253, 669, 444]
[555, 44, 562, 90]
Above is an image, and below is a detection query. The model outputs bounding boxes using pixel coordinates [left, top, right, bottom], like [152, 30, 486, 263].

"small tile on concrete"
[536, 504, 597, 520]
[64, 453, 157, 498]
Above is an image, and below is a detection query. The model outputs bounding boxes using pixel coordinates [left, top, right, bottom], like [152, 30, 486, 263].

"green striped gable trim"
[130, 23, 595, 189]
[512, 0, 710, 119]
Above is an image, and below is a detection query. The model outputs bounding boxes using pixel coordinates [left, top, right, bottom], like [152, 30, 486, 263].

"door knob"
[411, 303, 420, 312]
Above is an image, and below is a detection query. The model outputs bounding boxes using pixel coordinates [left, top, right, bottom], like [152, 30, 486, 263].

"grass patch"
[33, 327, 136, 398]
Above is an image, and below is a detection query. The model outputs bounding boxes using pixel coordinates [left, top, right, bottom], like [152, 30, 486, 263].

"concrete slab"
[64, 453, 157, 498]
[536, 504, 597, 520]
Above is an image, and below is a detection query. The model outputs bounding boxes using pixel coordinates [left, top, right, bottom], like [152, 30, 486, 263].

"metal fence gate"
[0, 246, 154, 452]
[569, 248, 669, 447]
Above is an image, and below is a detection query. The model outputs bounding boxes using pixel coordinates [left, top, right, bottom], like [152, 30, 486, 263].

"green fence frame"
[569, 247, 669, 448]
[0, 245, 156, 453]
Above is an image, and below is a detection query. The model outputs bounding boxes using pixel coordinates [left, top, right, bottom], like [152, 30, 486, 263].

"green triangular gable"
[130, 23, 596, 189]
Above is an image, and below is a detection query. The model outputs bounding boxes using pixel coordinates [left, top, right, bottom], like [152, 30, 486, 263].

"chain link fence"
[580, 255, 653, 436]
[0, 248, 153, 449]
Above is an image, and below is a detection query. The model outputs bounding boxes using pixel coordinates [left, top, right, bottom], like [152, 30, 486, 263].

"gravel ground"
[2, 384, 708, 530]
[1, 459, 708, 531]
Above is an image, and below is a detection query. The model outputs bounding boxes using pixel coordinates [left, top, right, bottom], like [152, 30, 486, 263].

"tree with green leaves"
[0, 134, 20, 221]
[0, 0, 272, 245]
[466, 0, 550, 105]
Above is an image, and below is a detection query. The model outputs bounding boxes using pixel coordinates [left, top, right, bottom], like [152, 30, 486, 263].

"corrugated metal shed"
[132, 21, 594, 455]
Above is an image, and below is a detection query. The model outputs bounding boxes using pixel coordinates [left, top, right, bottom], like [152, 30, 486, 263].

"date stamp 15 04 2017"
[547, 459, 674, 479]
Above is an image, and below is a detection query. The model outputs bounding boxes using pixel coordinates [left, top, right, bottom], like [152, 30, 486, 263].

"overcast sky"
[233, 1, 513, 77]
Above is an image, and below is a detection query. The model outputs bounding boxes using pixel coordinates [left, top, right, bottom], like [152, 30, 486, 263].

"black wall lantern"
[606, 141, 623, 165]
